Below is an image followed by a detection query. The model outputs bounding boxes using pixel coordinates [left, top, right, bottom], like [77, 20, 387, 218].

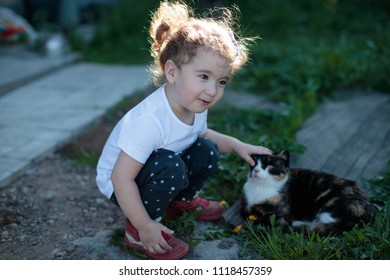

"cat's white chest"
[243, 178, 282, 208]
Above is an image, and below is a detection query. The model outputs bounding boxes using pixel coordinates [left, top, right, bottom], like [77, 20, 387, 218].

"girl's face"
[165, 48, 232, 124]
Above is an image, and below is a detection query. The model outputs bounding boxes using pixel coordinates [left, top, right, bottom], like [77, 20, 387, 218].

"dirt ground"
[0, 150, 131, 259]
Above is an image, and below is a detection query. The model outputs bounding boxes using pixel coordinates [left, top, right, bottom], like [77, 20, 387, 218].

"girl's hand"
[234, 141, 272, 166]
[201, 129, 272, 166]
[137, 220, 174, 254]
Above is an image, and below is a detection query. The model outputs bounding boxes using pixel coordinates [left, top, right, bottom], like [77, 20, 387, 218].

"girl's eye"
[219, 80, 228, 86]
[199, 74, 208, 80]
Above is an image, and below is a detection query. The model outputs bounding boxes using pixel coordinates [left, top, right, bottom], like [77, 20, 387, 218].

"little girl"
[96, 1, 271, 260]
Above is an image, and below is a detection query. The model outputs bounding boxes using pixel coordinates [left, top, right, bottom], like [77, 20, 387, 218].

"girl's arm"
[111, 150, 174, 254]
[203, 128, 272, 166]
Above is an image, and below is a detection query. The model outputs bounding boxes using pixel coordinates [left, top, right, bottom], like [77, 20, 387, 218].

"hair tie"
[228, 31, 240, 57]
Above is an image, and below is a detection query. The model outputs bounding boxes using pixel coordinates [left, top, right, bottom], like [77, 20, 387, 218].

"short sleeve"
[117, 115, 163, 164]
[197, 111, 208, 136]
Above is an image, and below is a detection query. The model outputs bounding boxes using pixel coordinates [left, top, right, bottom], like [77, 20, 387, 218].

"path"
[0, 47, 148, 188]
[291, 90, 390, 182]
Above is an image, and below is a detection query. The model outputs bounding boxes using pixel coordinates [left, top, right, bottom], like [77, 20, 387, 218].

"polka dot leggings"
[110, 138, 220, 220]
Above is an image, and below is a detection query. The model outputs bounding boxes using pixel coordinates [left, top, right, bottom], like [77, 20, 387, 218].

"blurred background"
[1, 0, 389, 152]
[2, 0, 389, 168]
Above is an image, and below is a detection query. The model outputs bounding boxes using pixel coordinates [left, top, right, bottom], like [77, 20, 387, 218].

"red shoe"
[166, 197, 225, 221]
[123, 219, 189, 260]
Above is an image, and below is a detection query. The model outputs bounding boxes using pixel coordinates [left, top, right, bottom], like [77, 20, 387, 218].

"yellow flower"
[219, 200, 228, 208]
[248, 215, 257, 221]
[233, 225, 243, 233]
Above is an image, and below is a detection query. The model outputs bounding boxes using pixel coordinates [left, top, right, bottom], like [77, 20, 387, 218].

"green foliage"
[70, 0, 160, 64]
[66, 148, 100, 167]
[242, 216, 342, 260]
[341, 210, 390, 260]
[163, 210, 201, 246]
[69, 0, 390, 94]
[230, 0, 390, 96]
[365, 160, 390, 211]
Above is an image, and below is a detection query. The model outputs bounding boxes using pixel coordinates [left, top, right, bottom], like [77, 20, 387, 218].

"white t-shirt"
[96, 85, 208, 198]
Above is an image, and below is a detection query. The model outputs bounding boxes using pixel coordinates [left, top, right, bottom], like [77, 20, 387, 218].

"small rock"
[192, 238, 239, 260]
[218, 239, 235, 250]
[65, 245, 75, 253]
[106, 216, 115, 224]
[1, 230, 9, 239]
[56, 250, 67, 257]
[8, 223, 18, 228]
[41, 191, 55, 201]
[95, 198, 105, 205]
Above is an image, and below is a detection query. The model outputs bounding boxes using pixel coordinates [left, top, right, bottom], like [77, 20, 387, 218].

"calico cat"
[240, 151, 374, 235]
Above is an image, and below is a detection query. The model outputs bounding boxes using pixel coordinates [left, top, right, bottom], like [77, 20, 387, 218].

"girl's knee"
[138, 149, 189, 188]
[184, 138, 220, 176]
[191, 138, 220, 161]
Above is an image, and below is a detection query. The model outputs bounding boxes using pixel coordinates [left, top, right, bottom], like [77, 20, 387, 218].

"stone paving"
[0, 48, 148, 188]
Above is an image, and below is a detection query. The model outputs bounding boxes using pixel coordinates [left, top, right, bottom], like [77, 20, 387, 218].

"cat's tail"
[310, 222, 343, 236]
[311, 212, 374, 236]
[291, 220, 342, 236]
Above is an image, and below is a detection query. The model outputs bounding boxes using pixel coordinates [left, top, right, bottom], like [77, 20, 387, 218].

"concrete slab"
[291, 90, 390, 182]
[0, 62, 149, 188]
[0, 45, 82, 96]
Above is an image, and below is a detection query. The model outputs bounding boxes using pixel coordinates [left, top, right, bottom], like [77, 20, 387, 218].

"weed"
[239, 215, 341, 260]
[162, 210, 201, 246]
[66, 148, 100, 167]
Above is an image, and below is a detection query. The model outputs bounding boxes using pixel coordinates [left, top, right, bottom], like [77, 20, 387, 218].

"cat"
[240, 151, 374, 235]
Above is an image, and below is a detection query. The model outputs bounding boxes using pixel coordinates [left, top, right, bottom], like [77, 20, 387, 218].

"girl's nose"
[205, 83, 217, 96]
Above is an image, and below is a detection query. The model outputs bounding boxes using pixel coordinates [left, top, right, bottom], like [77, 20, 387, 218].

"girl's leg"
[176, 138, 220, 200]
[165, 138, 224, 221]
[113, 149, 190, 260]
[134, 149, 189, 220]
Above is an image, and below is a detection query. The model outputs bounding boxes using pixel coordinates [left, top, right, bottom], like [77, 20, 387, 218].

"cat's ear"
[250, 154, 260, 166]
[276, 150, 290, 162]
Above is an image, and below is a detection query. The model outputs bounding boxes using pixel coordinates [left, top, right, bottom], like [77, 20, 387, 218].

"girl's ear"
[164, 60, 177, 84]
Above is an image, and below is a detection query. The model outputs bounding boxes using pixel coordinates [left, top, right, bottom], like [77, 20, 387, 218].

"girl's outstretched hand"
[233, 141, 272, 166]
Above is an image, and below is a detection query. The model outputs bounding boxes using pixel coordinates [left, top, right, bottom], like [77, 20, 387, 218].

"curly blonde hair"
[148, 1, 252, 85]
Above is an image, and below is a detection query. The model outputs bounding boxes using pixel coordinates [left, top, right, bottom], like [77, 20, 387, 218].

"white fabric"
[96, 85, 208, 198]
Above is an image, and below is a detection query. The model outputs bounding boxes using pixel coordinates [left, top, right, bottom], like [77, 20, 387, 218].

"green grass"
[66, 148, 100, 167]
[69, 0, 159, 64]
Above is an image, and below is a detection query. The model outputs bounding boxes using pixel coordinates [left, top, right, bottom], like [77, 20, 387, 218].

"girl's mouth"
[198, 98, 211, 106]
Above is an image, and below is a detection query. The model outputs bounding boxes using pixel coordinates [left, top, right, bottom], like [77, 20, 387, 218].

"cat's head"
[249, 150, 290, 182]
